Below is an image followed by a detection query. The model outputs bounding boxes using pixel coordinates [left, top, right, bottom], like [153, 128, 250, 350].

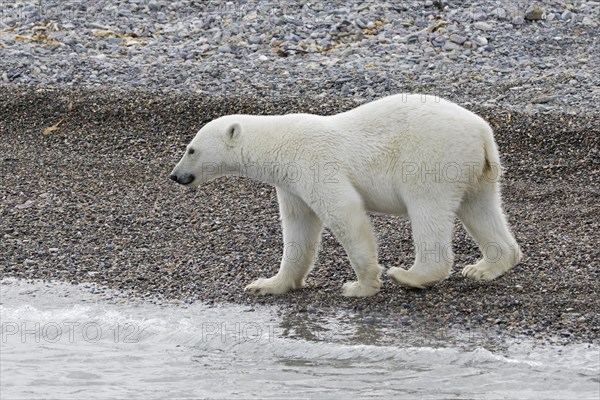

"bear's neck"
[230, 114, 312, 187]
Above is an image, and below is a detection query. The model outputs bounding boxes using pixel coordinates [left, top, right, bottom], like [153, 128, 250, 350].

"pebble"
[15, 200, 35, 209]
[443, 41, 461, 51]
[512, 16, 525, 25]
[473, 22, 493, 31]
[561, 10, 573, 21]
[525, 5, 545, 21]
[492, 7, 508, 19]
[449, 34, 466, 45]
[474, 36, 488, 46]
[531, 95, 557, 104]
[355, 18, 368, 29]
[581, 16, 596, 26]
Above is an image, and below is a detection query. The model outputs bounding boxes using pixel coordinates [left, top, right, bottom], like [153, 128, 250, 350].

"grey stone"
[449, 34, 466, 45]
[248, 35, 263, 45]
[283, 15, 302, 26]
[443, 41, 461, 51]
[512, 16, 525, 25]
[581, 16, 596, 26]
[531, 95, 557, 104]
[15, 200, 35, 209]
[474, 36, 488, 46]
[492, 7, 508, 19]
[472, 13, 487, 21]
[355, 18, 368, 29]
[473, 22, 493, 31]
[431, 35, 446, 47]
[88, 22, 111, 30]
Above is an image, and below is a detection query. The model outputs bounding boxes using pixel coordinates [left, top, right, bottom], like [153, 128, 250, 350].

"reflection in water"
[278, 309, 524, 352]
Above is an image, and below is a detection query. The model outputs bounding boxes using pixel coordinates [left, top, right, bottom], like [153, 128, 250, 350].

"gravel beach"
[1, 0, 599, 112]
[1, 0, 599, 345]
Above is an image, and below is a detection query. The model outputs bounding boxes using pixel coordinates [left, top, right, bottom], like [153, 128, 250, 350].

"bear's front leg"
[245, 188, 323, 296]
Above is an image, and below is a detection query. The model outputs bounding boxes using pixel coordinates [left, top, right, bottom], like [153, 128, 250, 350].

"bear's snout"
[169, 173, 195, 185]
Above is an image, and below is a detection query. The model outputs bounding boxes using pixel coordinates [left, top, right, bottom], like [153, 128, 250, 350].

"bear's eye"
[188, 148, 195, 155]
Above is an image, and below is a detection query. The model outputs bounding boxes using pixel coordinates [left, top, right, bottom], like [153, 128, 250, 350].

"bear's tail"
[481, 124, 502, 183]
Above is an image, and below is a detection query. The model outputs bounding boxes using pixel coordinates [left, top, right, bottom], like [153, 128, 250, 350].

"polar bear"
[169, 94, 522, 297]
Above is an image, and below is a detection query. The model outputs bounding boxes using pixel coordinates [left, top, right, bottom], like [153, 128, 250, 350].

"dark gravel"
[1, 85, 598, 345]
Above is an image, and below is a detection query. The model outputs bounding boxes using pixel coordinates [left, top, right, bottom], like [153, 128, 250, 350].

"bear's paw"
[341, 281, 381, 297]
[461, 261, 507, 281]
[244, 276, 298, 296]
[387, 267, 428, 289]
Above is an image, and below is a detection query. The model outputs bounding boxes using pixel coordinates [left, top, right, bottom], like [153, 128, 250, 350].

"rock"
[472, 12, 488, 21]
[432, 0, 445, 10]
[283, 15, 302, 26]
[15, 200, 35, 209]
[431, 35, 446, 47]
[355, 18, 368, 29]
[561, 10, 573, 21]
[581, 16, 596, 26]
[443, 41, 461, 51]
[462, 40, 476, 49]
[248, 35, 262, 45]
[449, 34, 466, 45]
[492, 7, 508, 19]
[531, 95, 557, 104]
[473, 22, 493, 31]
[512, 16, 525, 25]
[525, 5, 544, 21]
[88, 22, 111, 30]
[474, 36, 488, 46]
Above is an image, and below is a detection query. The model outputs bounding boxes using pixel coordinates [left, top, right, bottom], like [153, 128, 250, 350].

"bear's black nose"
[170, 173, 195, 185]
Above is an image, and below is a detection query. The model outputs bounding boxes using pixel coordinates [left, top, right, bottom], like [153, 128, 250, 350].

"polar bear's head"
[169, 117, 242, 187]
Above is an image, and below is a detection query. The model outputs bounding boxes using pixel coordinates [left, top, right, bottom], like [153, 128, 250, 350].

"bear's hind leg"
[388, 206, 455, 289]
[245, 188, 323, 295]
[313, 190, 382, 297]
[458, 183, 522, 281]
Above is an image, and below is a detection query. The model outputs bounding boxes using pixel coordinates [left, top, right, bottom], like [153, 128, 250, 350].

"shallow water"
[1, 279, 598, 399]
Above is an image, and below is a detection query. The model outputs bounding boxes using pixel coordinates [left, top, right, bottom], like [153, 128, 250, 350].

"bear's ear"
[223, 122, 242, 146]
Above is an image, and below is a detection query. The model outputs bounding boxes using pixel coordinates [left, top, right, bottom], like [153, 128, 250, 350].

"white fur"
[170, 94, 522, 297]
